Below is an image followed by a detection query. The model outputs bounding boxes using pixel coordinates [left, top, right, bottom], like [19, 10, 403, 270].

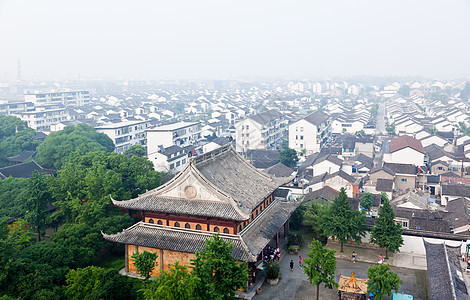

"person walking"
[299, 256, 303, 269]
[378, 254, 383, 264]
[352, 251, 357, 263]
[290, 260, 294, 271]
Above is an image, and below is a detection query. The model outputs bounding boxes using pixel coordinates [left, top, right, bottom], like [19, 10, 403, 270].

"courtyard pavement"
[253, 240, 429, 300]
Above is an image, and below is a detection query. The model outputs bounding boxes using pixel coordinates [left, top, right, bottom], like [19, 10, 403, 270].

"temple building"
[103, 144, 298, 281]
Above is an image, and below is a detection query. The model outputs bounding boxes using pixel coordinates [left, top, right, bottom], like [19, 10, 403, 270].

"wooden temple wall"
[127, 244, 196, 277]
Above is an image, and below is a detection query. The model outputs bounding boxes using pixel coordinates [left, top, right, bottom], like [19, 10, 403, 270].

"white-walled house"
[235, 109, 287, 152]
[147, 145, 188, 174]
[147, 121, 202, 154]
[95, 119, 150, 154]
[311, 155, 342, 176]
[383, 135, 426, 166]
[288, 110, 330, 155]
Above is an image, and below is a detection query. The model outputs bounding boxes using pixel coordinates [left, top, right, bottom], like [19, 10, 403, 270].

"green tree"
[124, 144, 146, 157]
[0, 115, 40, 167]
[131, 250, 158, 280]
[370, 198, 403, 258]
[0, 177, 29, 219]
[191, 234, 249, 300]
[142, 261, 199, 300]
[64, 266, 133, 300]
[24, 172, 53, 241]
[367, 264, 402, 300]
[35, 124, 115, 169]
[360, 193, 374, 210]
[303, 202, 327, 244]
[8, 219, 34, 251]
[456, 122, 470, 135]
[303, 240, 338, 300]
[279, 147, 299, 168]
[385, 122, 395, 135]
[49, 151, 161, 224]
[319, 188, 367, 252]
[51, 223, 103, 267]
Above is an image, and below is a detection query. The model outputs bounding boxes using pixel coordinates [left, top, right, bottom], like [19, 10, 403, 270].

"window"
[176, 161, 180, 167]
[174, 222, 180, 227]
[402, 221, 408, 228]
[169, 163, 175, 169]
[196, 224, 201, 230]
[148, 218, 154, 224]
[238, 225, 242, 232]
[157, 220, 163, 225]
[255, 209, 259, 217]
[300, 136, 304, 140]
[300, 144, 303, 148]
[296, 135, 298, 140]
[223, 228, 229, 234]
[185, 223, 191, 229]
[246, 133, 249, 137]
[242, 125, 244, 130]
[437, 167, 443, 171]
[401, 178, 407, 182]
[246, 125, 249, 130]
[214, 226, 219, 232]
[182, 159, 186, 164]
[300, 127, 304, 132]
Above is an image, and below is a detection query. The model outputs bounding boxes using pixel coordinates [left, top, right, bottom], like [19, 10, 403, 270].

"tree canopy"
[370, 197, 403, 258]
[24, 172, 53, 241]
[49, 151, 161, 224]
[360, 193, 374, 210]
[0, 115, 40, 167]
[319, 188, 367, 252]
[35, 124, 115, 169]
[191, 234, 249, 300]
[124, 144, 146, 157]
[141, 261, 199, 300]
[303, 240, 338, 300]
[131, 250, 158, 280]
[279, 147, 299, 168]
[64, 266, 133, 300]
[367, 264, 402, 300]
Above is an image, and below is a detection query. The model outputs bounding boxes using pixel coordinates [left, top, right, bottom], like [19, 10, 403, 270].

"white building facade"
[95, 120, 150, 154]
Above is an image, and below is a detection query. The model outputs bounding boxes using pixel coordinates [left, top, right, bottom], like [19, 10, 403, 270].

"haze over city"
[1, 0, 470, 79]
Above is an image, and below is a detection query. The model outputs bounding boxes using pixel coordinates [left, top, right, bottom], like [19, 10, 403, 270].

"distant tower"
[17, 59, 21, 81]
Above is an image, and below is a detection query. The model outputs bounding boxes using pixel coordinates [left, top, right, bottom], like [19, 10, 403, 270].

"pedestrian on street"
[378, 254, 383, 264]
[290, 260, 294, 271]
[352, 251, 357, 263]
[299, 256, 302, 269]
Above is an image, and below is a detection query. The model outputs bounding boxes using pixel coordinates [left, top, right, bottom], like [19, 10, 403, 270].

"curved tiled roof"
[113, 197, 246, 221]
[103, 222, 255, 262]
[113, 145, 290, 220]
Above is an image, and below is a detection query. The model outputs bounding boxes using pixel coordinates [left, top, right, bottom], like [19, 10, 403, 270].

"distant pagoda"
[103, 144, 298, 282]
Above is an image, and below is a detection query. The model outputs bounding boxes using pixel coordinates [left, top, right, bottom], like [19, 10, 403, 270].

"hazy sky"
[1, 0, 469, 80]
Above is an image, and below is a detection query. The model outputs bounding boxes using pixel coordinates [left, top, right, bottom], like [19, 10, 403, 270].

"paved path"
[253, 240, 429, 300]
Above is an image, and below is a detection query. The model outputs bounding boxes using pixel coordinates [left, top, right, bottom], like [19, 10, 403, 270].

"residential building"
[383, 135, 425, 166]
[147, 121, 202, 153]
[95, 119, 150, 154]
[24, 90, 90, 107]
[147, 145, 188, 174]
[288, 110, 330, 155]
[13, 108, 70, 132]
[235, 109, 287, 152]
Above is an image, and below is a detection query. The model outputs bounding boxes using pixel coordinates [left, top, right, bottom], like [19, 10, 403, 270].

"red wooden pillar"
[276, 232, 279, 248]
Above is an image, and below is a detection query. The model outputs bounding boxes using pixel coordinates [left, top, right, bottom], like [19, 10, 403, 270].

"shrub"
[263, 261, 280, 279]
[288, 232, 303, 246]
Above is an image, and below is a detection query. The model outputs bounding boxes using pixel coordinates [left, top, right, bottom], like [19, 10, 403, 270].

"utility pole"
[17, 59, 21, 81]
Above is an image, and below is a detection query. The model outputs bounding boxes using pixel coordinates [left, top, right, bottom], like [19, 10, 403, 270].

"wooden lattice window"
[174, 222, 180, 227]
[223, 228, 229, 234]
[185, 223, 191, 229]
[148, 218, 154, 224]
